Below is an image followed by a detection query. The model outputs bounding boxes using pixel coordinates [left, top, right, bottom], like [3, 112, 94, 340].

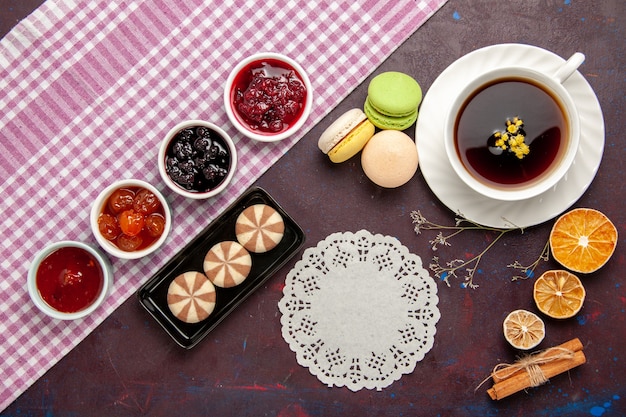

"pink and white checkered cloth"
[0, 0, 446, 410]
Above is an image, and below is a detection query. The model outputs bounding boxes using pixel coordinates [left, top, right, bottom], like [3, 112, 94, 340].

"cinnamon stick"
[492, 338, 584, 383]
[487, 338, 586, 401]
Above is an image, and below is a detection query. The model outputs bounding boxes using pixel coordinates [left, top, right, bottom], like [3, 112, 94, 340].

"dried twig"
[410, 210, 549, 288]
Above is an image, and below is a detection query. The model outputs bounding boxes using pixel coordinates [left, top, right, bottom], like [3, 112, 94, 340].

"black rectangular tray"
[137, 186, 305, 349]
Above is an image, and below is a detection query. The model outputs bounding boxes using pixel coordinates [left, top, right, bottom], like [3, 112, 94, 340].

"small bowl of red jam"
[28, 241, 113, 320]
[224, 52, 313, 142]
[158, 120, 237, 199]
[90, 179, 171, 259]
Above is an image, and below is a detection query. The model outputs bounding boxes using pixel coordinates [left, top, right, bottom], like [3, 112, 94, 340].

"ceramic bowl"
[90, 179, 171, 259]
[27, 241, 113, 320]
[158, 120, 237, 199]
[224, 52, 313, 142]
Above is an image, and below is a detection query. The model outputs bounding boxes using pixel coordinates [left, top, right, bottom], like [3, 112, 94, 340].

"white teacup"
[444, 52, 584, 201]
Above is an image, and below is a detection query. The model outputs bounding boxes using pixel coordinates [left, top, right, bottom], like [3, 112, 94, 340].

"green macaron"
[364, 71, 422, 130]
[364, 99, 417, 130]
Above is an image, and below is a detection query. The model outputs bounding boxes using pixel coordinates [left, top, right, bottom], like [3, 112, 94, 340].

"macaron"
[364, 99, 417, 131]
[361, 130, 419, 188]
[318, 108, 375, 163]
[364, 71, 422, 130]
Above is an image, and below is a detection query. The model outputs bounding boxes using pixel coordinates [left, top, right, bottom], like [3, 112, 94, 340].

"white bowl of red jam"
[28, 241, 113, 320]
[90, 179, 171, 259]
[158, 120, 237, 199]
[224, 52, 313, 142]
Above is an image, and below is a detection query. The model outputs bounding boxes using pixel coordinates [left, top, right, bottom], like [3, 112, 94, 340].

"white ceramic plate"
[416, 43, 604, 228]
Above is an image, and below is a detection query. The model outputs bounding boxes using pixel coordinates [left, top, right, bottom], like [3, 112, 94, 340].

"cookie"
[361, 130, 419, 188]
[235, 204, 285, 253]
[203, 241, 252, 288]
[317, 108, 375, 163]
[364, 71, 422, 130]
[167, 271, 216, 323]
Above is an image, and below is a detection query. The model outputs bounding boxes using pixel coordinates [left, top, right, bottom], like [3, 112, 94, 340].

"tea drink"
[454, 77, 568, 189]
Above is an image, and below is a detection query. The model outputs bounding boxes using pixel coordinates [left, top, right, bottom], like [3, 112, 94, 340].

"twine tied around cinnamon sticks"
[477, 338, 586, 400]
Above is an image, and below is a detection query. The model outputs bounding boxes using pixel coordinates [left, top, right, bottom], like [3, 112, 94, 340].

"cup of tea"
[443, 52, 584, 201]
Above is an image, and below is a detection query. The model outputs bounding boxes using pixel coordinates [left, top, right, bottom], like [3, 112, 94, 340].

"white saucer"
[416, 43, 604, 228]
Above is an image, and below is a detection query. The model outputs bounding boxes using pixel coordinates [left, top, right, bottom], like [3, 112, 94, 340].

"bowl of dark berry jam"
[224, 52, 313, 142]
[90, 179, 171, 259]
[158, 120, 237, 199]
[28, 241, 113, 320]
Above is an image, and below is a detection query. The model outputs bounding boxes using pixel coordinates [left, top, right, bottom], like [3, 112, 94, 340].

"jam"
[231, 58, 307, 134]
[97, 186, 166, 251]
[164, 126, 231, 193]
[455, 78, 567, 188]
[36, 246, 104, 313]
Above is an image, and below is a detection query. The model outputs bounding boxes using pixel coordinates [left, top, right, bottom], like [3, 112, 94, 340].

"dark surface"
[2, 1, 625, 416]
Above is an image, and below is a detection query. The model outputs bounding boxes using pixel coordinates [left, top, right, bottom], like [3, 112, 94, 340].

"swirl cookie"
[203, 241, 252, 288]
[167, 271, 216, 323]
[235, 204, 285, 253]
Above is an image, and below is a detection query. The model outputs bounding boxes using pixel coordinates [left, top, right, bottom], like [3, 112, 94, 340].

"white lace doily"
[279, 230, 440, 391]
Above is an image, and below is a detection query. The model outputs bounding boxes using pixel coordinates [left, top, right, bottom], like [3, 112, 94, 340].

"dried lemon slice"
[549, 208, 618, 273]
[503, 309, 545, 350]
[533, 270, 585, 319]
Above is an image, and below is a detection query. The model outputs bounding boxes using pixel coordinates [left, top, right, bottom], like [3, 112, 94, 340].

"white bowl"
[224, 52, 313, 142]
[158, 120, 237, 199]
[90, 179, 171, 259]
[28, 241, 113, 320]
